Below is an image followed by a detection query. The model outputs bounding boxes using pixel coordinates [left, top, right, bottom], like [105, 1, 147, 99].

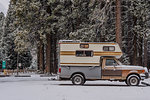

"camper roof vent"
[59, 40, 81, 43]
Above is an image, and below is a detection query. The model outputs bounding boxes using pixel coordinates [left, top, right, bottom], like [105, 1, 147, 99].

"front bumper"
[140, 73, 149, 80]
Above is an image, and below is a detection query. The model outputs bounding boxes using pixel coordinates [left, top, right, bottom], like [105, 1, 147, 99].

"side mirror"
[113, 63, 117, 66]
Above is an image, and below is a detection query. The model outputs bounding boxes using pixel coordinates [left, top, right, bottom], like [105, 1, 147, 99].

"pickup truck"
[58, 40, 149, 86]
[59, 56, 149, 86]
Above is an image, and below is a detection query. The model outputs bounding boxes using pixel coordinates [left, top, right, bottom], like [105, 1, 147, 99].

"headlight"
[144, 67, 148, 73]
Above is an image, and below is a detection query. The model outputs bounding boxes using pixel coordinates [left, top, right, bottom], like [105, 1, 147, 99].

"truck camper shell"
[59, 40, 122, 67]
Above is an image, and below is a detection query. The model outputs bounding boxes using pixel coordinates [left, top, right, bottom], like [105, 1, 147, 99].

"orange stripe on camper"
[60, 51, 122, 56]
[60, 63, 99, 65]
[94, 52, 122, 56]
[59, 43, 116, 45]
[60, 51, 75, 55]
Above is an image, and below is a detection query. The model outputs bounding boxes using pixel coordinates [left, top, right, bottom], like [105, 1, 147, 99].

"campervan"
[58, 40, 149, 86]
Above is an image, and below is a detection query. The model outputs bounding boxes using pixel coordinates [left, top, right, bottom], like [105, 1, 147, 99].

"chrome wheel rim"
[74, 76, 82, 85]
[130, 77, 138, 85]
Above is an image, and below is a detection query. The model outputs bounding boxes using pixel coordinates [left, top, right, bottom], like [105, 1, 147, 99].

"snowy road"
[0, 76, 150, 100]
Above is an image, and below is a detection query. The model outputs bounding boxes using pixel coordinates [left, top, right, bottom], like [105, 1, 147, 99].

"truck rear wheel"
[126, 75, 140, 86]
[71, 74, 85, 85]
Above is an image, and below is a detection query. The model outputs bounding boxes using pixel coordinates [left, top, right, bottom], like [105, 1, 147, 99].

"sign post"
[2, 61, 7, 75]
[2, 61, 6, 69]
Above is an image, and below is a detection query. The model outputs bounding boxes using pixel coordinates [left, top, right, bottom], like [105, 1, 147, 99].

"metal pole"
[17, 52, 19, 76]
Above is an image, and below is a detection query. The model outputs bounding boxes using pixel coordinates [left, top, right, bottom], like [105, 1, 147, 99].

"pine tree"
[11, 0, 150, 71]
[0, 12, 4, 41]
[129, 0, 150, 67]
[13, 0, 69, 73]
[0, 12, 5, 68]
[1, 1, 32, 69]
[66, 0, 104, 41]
[12, 0, 45, 71]
[121, 0, 150, 67]
[1, 1, 17, 69]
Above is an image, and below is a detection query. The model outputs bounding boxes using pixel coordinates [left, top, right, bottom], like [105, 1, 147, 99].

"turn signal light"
[142, 70, 145, 73]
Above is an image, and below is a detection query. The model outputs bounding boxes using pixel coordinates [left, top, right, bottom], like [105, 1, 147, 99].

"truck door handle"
[89, 66, 95, 70]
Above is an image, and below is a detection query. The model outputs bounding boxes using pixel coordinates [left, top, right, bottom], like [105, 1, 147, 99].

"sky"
[0, 0, 10, 15]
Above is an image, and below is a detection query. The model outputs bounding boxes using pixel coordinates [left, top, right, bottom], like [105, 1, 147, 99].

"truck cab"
[101, 57, 148, 85]
[58, 40, 149, 86]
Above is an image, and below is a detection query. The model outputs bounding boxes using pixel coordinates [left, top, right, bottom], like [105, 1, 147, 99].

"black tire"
[126, 75, 140, 86]
[125, 80, 129, 86]
[71, 74, 85, 85]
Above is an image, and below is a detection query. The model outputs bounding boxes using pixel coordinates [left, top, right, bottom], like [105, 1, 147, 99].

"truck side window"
[103, 46, 115, 51]
[106, 59, 117, 66]
[76, 50, 93, 57]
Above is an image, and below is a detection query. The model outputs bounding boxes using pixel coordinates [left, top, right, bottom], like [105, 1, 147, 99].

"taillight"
[59, 68, 61, 73]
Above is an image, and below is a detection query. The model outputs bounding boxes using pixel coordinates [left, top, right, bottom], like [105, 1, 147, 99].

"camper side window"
[76, 50, 93, 57]
[103, 46, 115, 51]
[80, 44, 89, 48]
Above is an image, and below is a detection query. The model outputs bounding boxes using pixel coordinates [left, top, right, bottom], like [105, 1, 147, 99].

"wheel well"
[126, 73, 141, 80]
[70, 72, 85, 79]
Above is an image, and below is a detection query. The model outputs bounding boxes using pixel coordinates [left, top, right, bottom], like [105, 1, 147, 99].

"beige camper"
[59, 40, 149, 86]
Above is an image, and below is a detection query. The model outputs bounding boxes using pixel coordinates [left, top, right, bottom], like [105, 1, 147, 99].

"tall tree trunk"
[42, 44, 45, 71]
[138, 37, 143, 66]
[132, 15, 137, 65]
[127, 1, 132, 65]
[144, 39, 148, 67]
[38, 40, 44, 72]
[115, 0, 122, 48]
[37, 46, 40, 70]
[45, 34, 51, 74]
[133, 35, 137, 65]
[54, 33, 58, 74]
[50, 34, 54, 73]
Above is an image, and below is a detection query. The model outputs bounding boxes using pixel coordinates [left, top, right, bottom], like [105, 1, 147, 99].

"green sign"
[2, 61, 6, 69]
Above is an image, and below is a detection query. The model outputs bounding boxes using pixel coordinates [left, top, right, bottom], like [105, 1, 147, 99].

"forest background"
[0, 0, 150, 74]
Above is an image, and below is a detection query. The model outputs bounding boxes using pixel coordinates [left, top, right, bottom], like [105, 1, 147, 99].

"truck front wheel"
[126, 75, 140, 86]
[71, 74, 85, 85]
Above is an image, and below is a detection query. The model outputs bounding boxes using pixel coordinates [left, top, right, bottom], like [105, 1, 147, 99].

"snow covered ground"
[0, 75, 150, 100]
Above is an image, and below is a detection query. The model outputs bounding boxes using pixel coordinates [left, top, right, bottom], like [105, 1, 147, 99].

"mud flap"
[141, 82, 150, 86]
